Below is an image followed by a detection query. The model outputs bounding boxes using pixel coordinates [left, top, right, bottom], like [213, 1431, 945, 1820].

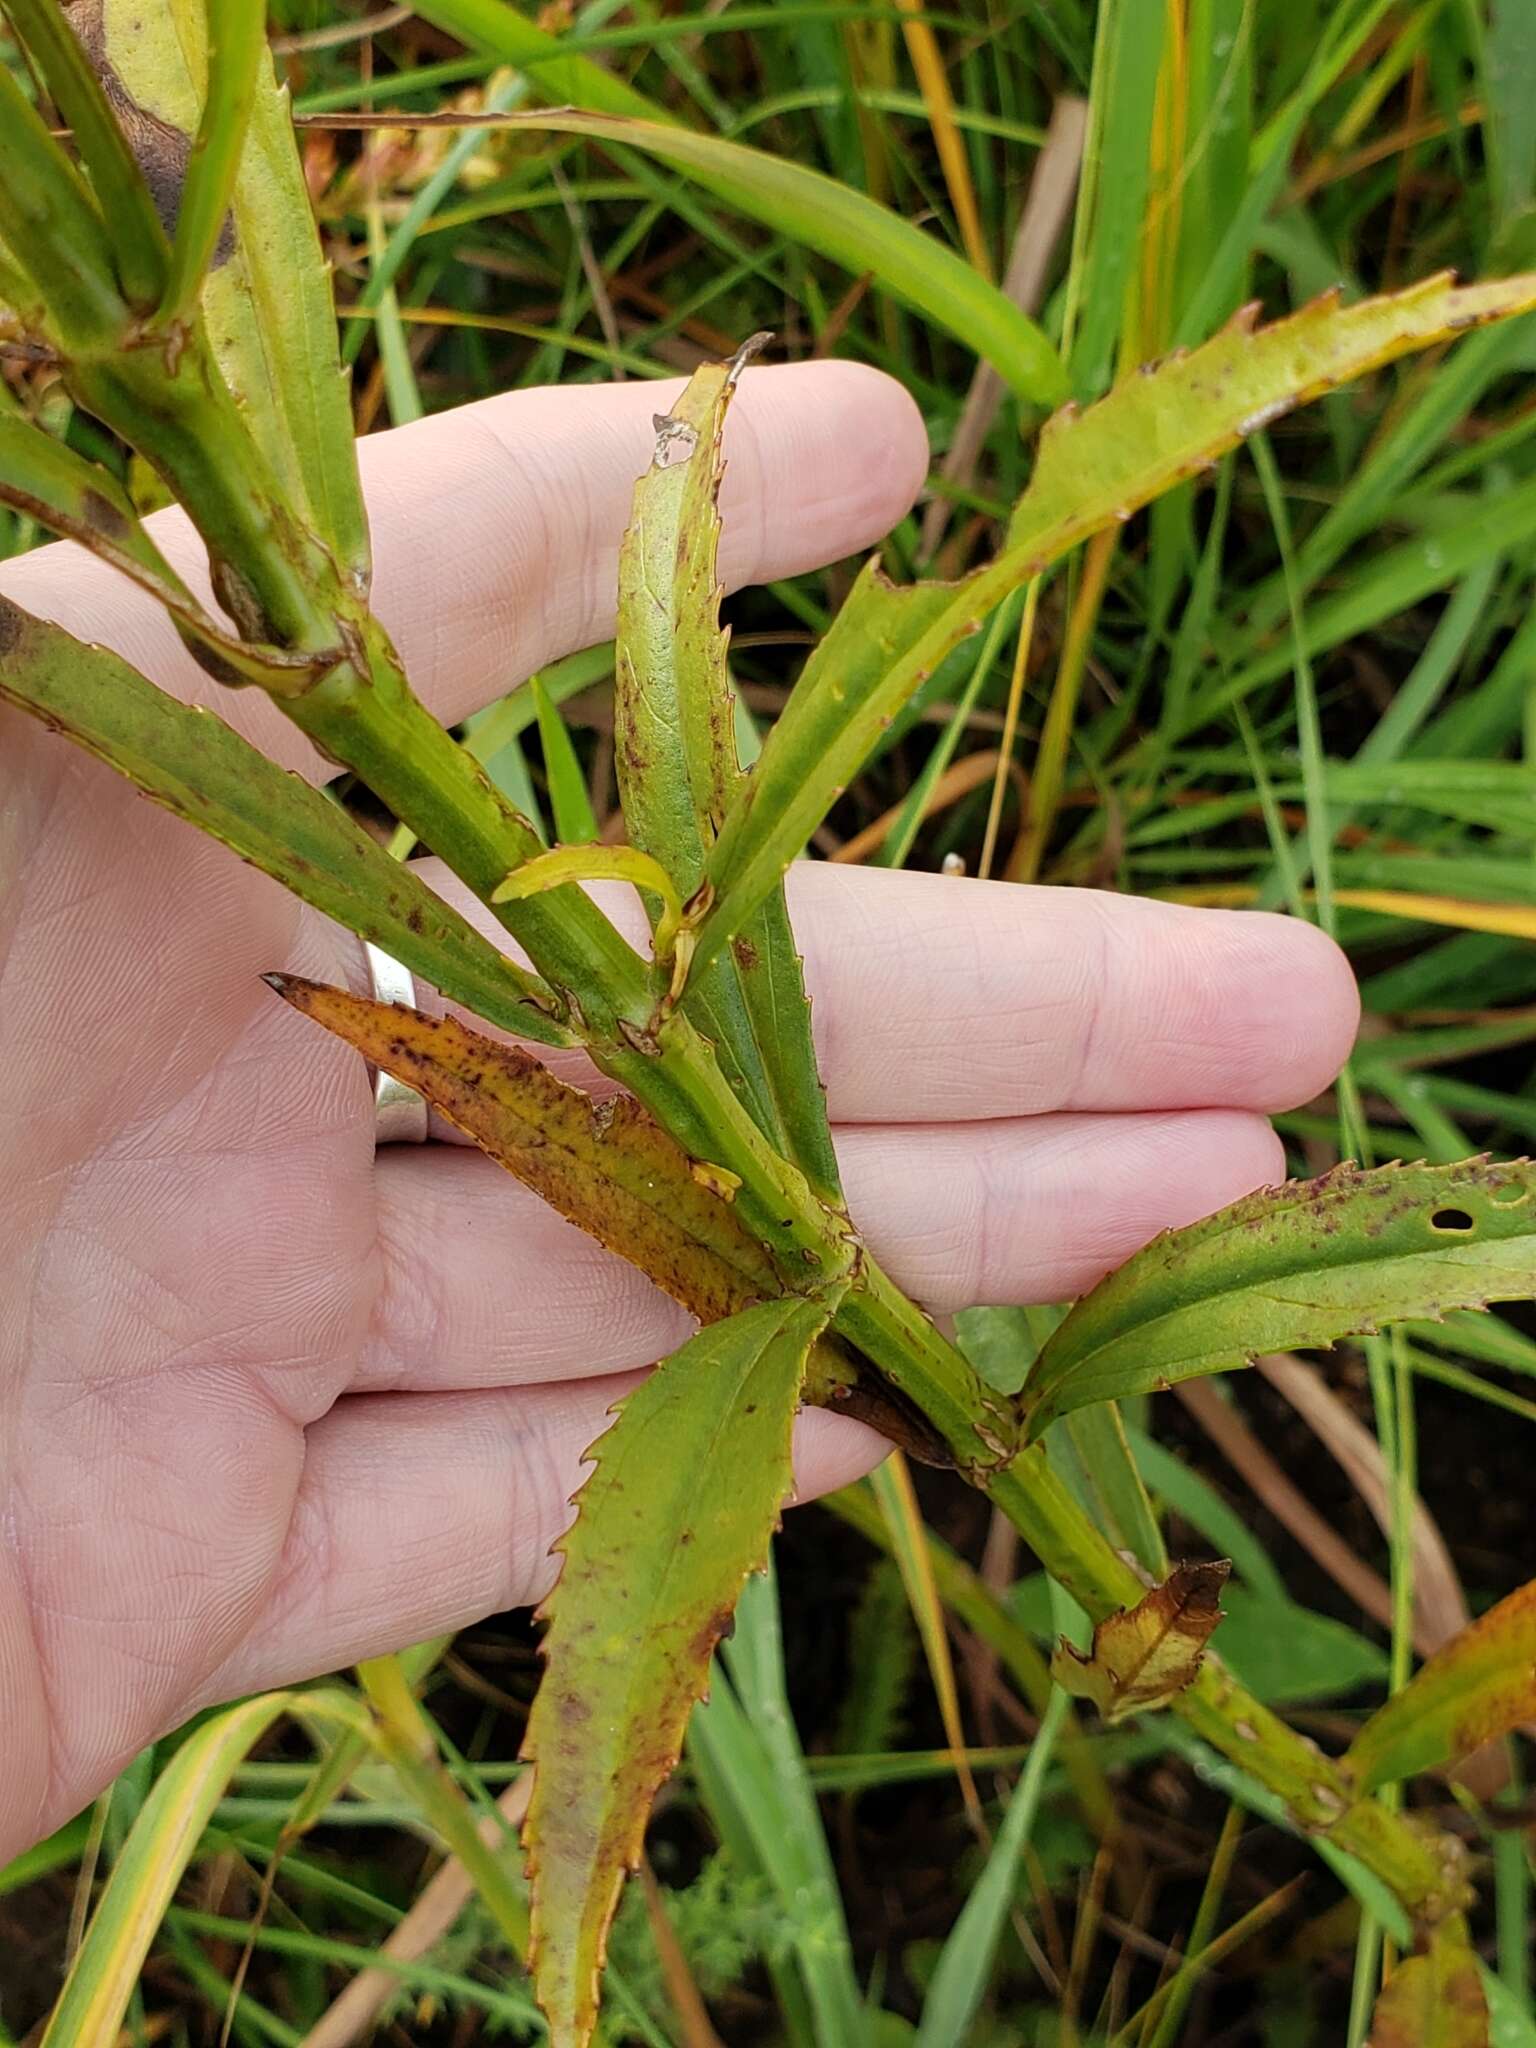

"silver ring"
[364, 941, 430, 1144]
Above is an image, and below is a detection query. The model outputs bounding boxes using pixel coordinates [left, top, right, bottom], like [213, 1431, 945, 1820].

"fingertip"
[791, 1405, 891, 1501]
[1243, 913, 1362, 1111]
[721, 359, 929, 584]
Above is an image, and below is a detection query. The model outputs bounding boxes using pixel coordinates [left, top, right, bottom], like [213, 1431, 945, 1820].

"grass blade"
[914, 1690, 1071, 2048]
[321, 95, 1063, 401]
[39, 1692, 360, 2048]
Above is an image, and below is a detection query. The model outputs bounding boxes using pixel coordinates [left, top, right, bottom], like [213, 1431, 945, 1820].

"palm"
[0, 366, 1357, 1865]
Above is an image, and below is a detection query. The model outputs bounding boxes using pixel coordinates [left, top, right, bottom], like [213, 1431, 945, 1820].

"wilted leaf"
[1346, 1578, 1536, 1795]
[1367, 1918, 1489, 2047]
[1051, 1561, 1231, 1725]
[1021, 1159, 1536, 1438]
[689, 272, 1536, 976]
[523, 1295, 833, 2048]
[90, 0, 369, 580]
[262, 977, 783, 1324]
[616, 350, 840, 1197]
[0, 598, 567, 1047]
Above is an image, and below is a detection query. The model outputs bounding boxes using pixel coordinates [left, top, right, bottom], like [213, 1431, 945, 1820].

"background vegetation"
[4, 0, 1536, 2041]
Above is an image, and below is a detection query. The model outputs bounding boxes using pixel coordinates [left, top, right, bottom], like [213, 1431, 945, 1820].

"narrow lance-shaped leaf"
[0, 599, 569, 1049]
[1344, 1578, 1536, 1795]
[262, 977, 784, 1323]
[1051, 1561, 1231, 1725]
[2, 0, 168, 309]
[1366, 1918, 1489, 2048]
[686, 271, 1536, 978]
[0, 414, 325, 691]
[158, 0, 267, 322]
[616, 348, 840, 1198]
[523, 1294, 835, 2048]
[0, 53, 124, 345]
[88, 0, 370, 581]
[1019, 1158, 1536, 1438]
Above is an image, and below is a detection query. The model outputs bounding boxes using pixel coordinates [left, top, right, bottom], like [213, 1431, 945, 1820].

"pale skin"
[0, 362, 1360, 1864]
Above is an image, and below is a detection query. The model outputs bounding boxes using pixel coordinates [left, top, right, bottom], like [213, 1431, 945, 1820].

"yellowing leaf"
[523, 1295, 833, 2048]
[1051, 1561, 1231, 1725]
[1346, 1578, 1536, 1795]
[262, 976, 781, 1323]
[1367, 1918, 1489, 2048]
[1021, 1158, 1536, 1438]
[1165, 884, 1536, 943]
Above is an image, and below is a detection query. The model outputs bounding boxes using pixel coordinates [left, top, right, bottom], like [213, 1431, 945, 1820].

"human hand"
[0, 363, 1358, 1863]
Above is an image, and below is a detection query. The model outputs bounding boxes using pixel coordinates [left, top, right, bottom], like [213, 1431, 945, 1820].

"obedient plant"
[4, 7, 1536, 2044]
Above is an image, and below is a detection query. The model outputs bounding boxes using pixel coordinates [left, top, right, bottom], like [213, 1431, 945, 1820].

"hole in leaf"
[1430, 1207, 1475, 1233]
[1491, 1183, 1529, 1207]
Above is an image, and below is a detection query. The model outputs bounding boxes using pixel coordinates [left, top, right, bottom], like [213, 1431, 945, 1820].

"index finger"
[0, 361, 927, 781]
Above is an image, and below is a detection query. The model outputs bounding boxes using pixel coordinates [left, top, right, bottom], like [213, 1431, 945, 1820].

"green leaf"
[1345, 1578, 1536, 1795]
[1052, 1561, 1231, 1725]
[523, 1296, 833, 2048]
[687, 271, 1536, 977]
[616, 350, 840, 1199]
[1021, 1158, 1536, 1438]
[0, 54, 124, 345]
[0, 413, 323, 690]
[96, 0, 369, 581]
[1214, 1589, 1388, 1707]
[158, 0, 266, 322]
[2, 0, 168, 310]
[262, 977, 785, 1323]
[0, 597, 568, 1047]
[1367, 1918, 1490, 2048]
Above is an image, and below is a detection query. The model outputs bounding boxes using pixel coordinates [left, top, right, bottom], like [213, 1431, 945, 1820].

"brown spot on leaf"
[0, 596, 26, 657]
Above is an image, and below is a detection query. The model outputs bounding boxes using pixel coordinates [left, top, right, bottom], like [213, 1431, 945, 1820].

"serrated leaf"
[1051, 1561, 1231, 1725]
[523, 1295, 833, 2048]
[89, 0, 369, 581]
[1345, 1578, 1536, 1795]
[0, 597, 567, 1047]
[1367, 1918, 1489, 2048]
[261, 977, 784, 1323]
[1021, 1159, 1536, 1438]
[616, 351, 840, 1198]
[687, 272, 1536, 976]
